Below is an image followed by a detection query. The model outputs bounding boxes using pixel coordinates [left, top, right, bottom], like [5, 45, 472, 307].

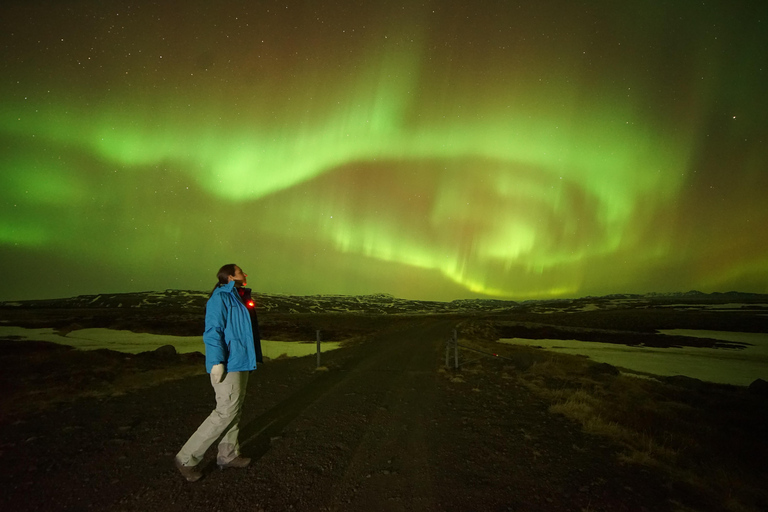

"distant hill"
[2, 289, 767, 316]
[0, 289, 521, 315]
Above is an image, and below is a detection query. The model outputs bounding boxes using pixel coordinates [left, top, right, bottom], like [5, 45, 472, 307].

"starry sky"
[1, 1, 766, 302]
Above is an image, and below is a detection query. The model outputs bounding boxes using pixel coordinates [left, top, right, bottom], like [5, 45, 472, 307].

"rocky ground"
[0, 314, 735, 512]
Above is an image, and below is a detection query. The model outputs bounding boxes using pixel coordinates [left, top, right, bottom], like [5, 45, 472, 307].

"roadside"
[0, 317, 712, 511]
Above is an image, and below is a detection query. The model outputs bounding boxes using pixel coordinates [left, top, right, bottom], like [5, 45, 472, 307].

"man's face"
[230, 266, 248, 287]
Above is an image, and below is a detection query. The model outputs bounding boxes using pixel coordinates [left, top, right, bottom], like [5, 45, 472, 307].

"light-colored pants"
[177, 371, 249, 467]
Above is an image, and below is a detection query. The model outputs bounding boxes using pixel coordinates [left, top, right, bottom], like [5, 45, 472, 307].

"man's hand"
[211, 363, 226, 383]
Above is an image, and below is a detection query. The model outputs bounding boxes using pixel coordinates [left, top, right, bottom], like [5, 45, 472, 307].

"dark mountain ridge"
[2, 289, 767, 315]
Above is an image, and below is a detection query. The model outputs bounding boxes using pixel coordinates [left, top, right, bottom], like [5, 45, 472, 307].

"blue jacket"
[203, 281, 257, 373]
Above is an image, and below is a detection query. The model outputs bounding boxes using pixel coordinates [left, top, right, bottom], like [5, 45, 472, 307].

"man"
[175, 264, 257, 482]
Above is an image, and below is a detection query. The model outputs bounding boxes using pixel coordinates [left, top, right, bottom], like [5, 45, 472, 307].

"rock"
[587, 362, 620, 377]
[152, 344, 177, 358]
[748, 378, 768, 396]
[663, 375, 704, 390]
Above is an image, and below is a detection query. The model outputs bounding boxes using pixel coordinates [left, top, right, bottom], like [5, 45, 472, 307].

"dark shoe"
[218, 456, 251, 470]
[175, 457, 202, 482]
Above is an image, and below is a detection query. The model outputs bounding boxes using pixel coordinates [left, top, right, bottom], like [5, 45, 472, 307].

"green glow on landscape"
[0, 1, 766, 300]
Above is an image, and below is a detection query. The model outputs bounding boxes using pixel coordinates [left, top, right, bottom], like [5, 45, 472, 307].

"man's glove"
[211, 363, 226, 383]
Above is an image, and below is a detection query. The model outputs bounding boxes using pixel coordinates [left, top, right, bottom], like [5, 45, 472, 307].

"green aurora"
[1, 1, 766, 301]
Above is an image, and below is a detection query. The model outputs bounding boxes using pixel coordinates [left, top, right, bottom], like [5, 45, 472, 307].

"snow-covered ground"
[655, 303, 768, 311]
[499, 330, 768, 386]
[530, 300, 768, 314]
[0, 326, 341, 359]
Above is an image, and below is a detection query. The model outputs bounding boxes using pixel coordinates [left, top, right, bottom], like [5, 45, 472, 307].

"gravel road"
[1, 317, 689, 511]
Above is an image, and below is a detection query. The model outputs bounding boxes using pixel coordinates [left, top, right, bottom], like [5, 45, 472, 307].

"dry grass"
[0, 338, 205, 420]
[458, 335, 768, 512]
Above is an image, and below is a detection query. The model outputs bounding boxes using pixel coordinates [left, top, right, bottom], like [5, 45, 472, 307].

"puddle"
[499, 330, 768, 386]
[0, 326, 341, 359]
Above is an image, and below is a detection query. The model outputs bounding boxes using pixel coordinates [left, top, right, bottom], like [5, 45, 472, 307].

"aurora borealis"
[1, 1, 766, 301]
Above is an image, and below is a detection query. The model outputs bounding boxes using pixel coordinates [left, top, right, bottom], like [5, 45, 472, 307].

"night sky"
[1, 1, 766, 301]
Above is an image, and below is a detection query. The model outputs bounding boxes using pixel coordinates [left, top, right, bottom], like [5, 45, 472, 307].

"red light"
[247, 300, 255, 309]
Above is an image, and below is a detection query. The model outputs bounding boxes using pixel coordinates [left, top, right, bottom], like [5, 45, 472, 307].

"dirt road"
[1, 317, 684, 511]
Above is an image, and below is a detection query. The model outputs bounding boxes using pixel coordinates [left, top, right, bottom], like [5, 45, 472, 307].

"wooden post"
[316, 330, 321, 368]
[453, 329, 458, 369]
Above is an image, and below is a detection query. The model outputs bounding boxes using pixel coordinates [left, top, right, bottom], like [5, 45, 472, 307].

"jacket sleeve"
[203, 294, 229, 370]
